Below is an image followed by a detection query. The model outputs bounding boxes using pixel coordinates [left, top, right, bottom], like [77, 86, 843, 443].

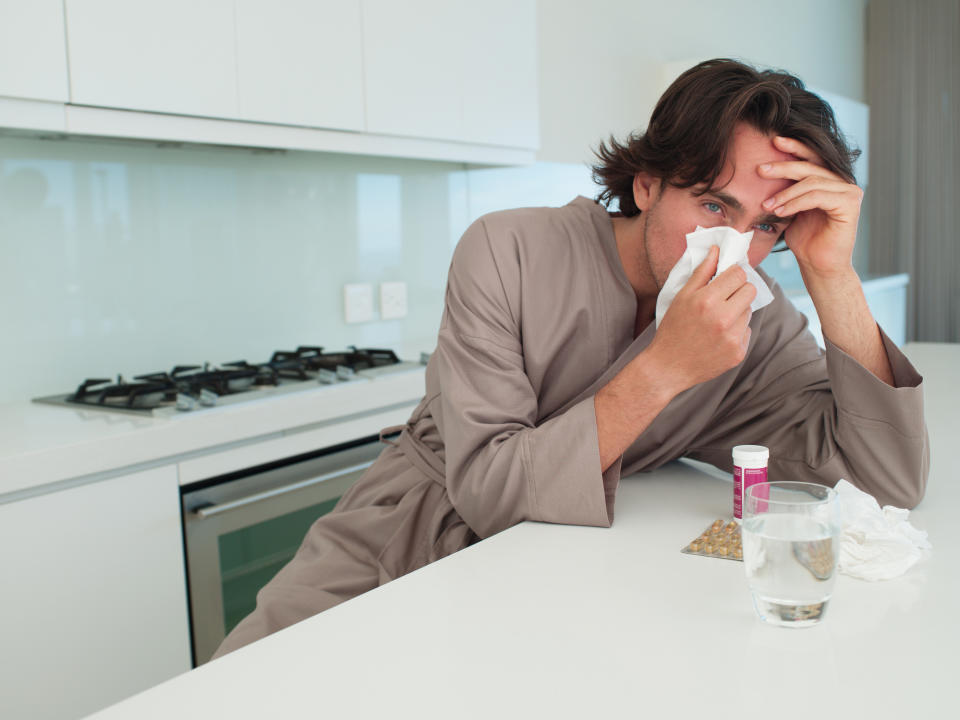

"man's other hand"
[759, 135, 863, 280]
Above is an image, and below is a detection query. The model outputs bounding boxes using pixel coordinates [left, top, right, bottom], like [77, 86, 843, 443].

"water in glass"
[742, 482, 840, 627]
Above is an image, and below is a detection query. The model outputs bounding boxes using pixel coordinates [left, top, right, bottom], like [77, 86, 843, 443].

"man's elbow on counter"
[887, 481, 926, 511]
[870, 425, 930, 510]
[905, 429, 932, 510]
[908, 458, 930, 510]
[880, 451, 929, 510]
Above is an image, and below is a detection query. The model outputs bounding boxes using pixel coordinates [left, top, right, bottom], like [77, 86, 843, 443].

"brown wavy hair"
[592, 58, 861, 218]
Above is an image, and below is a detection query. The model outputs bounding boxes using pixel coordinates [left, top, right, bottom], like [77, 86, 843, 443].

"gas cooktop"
[33, 346, 426, 417]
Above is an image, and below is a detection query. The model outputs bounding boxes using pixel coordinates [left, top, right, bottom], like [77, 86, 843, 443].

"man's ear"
[632, 173, 661, 212]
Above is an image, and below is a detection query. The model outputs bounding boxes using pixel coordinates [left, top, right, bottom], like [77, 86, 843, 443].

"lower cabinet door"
[0, 465, 191, 720]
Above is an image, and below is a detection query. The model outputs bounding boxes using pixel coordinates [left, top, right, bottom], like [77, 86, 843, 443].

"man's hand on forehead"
[756, 135, 863, 279]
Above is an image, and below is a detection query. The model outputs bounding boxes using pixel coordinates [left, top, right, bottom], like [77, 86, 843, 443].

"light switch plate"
[343, 283, 374, 323]
[380, 281, 407, 320]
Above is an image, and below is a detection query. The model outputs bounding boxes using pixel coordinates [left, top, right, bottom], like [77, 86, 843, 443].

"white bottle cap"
[732, 444, 769, 469]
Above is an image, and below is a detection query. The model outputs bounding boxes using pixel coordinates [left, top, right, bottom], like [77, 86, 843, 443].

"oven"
[181, 434, 385, 665]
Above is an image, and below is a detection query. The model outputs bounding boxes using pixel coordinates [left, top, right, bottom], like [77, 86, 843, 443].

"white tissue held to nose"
[654, 225, 776, 327]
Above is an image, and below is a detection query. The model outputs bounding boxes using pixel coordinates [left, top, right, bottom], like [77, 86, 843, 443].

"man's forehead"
[677, 127, 797, 207]
[730, 124, 795, 161]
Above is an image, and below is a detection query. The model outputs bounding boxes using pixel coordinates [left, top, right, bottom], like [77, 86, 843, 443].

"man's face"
[638, 124, 797, 291]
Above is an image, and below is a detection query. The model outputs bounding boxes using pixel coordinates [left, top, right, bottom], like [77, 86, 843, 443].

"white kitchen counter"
[0, 366, 426, 497]
[82, 343, 959, 720]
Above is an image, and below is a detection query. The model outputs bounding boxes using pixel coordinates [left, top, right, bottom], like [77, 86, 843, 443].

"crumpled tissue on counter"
[835, 479, 931, 581]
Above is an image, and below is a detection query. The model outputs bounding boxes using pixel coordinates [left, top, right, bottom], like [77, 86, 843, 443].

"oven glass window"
[217, 496, 341, 636]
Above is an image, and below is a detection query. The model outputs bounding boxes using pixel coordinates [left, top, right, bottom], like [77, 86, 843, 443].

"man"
[214, 59, 928, 658]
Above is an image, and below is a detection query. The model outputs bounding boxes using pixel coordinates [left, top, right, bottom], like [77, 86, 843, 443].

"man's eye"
[704, 202, 722, 214]
[756, 223, 777, 234]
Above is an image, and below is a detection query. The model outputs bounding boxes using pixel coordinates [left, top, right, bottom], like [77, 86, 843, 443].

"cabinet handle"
[194, 460, 374, 519]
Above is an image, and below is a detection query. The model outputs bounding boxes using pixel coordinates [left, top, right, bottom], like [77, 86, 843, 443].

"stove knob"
[176, 393, 198, 412]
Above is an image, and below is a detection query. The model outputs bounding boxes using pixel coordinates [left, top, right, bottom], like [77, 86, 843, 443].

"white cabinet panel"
[461, 0, 538, 149]
[0, 466, 191, 720]
[65, 0, 238, 118]
[362, 0, 464, 142]
[787, 274, 909, 349]
[236, 0, 364, 130]
[0, 0, 69, 101]
[363, 0, 538, 148]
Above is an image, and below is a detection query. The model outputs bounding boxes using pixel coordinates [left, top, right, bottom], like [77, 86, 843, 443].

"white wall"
[537, 0, 867, 163]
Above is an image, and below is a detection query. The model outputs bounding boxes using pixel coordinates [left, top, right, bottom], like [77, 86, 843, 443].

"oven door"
[181, 437, 382, 665]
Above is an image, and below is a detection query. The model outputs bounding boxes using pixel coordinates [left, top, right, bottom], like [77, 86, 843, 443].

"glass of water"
[742, 481, 840, 627]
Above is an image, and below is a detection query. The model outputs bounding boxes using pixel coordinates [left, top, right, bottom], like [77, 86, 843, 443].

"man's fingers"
[728, 282, 758, 316]
[763, 176, 843, 212]
[772, 189, 853, 220]
[772, 135, 825, 167]
[707, 263, 749, 300]
[686, 245, 719, 290]
[758, 160, 838, 183]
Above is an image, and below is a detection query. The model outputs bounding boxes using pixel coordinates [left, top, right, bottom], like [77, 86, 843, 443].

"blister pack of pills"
[681, 518, 743, 561]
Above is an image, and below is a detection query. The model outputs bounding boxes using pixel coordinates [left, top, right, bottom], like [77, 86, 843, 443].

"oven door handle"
[193, 460, 375, 519]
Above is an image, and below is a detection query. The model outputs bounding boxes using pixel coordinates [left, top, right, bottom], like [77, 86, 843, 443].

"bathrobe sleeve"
[686, 286, 929, 509]
[429, 218, 620, 539]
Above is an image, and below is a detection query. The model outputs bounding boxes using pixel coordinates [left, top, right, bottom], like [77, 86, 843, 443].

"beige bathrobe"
[214, 196, 928, 658]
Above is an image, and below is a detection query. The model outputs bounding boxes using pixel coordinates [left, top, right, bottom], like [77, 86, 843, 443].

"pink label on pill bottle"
[734, 466, 768, 519]
[732, 444, 770, 520]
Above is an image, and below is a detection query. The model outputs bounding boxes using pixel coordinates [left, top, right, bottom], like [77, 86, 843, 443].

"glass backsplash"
[0, 135, 599, 404]
[0, 134, 806, 406]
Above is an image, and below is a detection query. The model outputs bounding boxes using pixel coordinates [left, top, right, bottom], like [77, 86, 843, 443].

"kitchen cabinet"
[460, 0, 539, 149]
[362, 0, 464, 143]
[0, 0, 69, 102]
[5, 0, 538, 164]
[0, 465, 191, 720]
[235, 0, 364, 130]
[65, 0, 239, 119]
[362, 0, 538, 149]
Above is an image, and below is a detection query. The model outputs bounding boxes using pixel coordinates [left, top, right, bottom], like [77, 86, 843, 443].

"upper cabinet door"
[235, 0, 364, 131]
[362, 0, 464, 142]
[65, 0, 239, 119]
[0, 0, 69, 101]
[362, 0, 538, 149]
[460, 0, 538, 150]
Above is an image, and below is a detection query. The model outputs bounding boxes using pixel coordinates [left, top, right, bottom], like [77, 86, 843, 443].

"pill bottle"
[732, 445, 769, 521]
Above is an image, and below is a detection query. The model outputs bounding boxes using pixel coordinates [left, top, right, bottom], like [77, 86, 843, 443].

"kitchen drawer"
[177, 403, 414, 485]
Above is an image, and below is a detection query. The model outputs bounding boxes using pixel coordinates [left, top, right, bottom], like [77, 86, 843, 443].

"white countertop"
[83, 342, 959, 720]
[0, 365, 426, 497]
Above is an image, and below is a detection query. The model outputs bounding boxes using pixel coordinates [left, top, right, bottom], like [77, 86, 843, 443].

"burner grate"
[48, 343, 404, 415]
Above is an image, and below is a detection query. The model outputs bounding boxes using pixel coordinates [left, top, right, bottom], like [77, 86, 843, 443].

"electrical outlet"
[380, 281, 408, 320]
[343, 283, 374, 323]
